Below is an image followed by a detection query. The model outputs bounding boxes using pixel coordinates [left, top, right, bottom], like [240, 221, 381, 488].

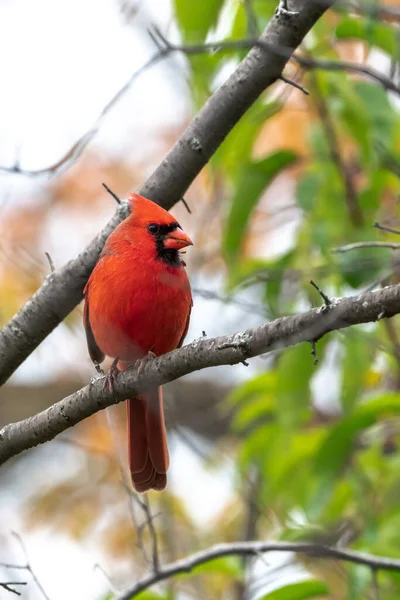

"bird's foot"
[135, 351, 156, 376]
[94, 361, 105, 375]
[103, 357, 120, 394]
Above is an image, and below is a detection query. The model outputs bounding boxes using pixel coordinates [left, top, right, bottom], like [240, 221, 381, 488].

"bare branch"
[180, 197, 191, 214]
[0, 533, 51, 600]
[0, 53, 167, 178]
[0, 581, 27, 596]
[1, 283, 400, 464]
[142, 496, 161, 573]
[333, 242, 400, 253]
[374, 222, 400, 236]
[44, 252, 55, 274]
[279, 74, 309, 95]
[11, 532, 50, 600]
[0, 0, 333, 386]
[114, 540, 400, 600]
[102, 183, 121, 204]
[146, 32, 400, 98]
[309, 279, 331, 306]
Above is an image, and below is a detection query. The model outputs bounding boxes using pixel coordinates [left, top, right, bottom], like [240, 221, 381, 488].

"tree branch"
[114, 540, 400, 599]
[0, 0, 334, 386]
[0, 532, 50, 600]
[148, 31, 400, 98]
[333, 241, 400, 253]
[0, 53, 166, 178]
[0, 581, 27, 596]
[1, 283, 400, 465]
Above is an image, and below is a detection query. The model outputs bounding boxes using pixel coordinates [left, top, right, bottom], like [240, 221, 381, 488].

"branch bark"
[1, 282, 399, 466]
[0, 0, 333, 386]
[115, 540, 400, 599]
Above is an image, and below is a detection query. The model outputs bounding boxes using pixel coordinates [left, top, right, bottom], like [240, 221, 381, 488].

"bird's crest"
[129, 193, 177, 226]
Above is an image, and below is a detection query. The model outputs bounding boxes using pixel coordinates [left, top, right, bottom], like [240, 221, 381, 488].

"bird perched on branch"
[83, 193, 193, 492]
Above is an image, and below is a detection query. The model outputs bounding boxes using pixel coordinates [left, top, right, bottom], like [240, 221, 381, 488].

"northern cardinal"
[83, 193, 193, 492]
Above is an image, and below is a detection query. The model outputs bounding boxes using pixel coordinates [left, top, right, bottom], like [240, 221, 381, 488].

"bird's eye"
[148, 223, 160, 235]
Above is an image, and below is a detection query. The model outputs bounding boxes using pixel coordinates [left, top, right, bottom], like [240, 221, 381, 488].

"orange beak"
[163, 229, 193, 250]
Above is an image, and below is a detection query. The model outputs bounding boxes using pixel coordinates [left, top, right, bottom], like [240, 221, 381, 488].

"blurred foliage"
[3, 0, 400, 599]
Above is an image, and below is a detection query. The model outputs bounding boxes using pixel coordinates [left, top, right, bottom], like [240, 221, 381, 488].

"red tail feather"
[127, 388, 169, 493]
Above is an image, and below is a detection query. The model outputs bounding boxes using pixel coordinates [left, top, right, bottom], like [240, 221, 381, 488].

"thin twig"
[372, 568, 380, 600]
[11, 532, 51, 600]
[102, 183, 121, 204]
[374, 222, 400, 236]
[143, 496, 161, 573]
[148, 30, 400, 98]
[0, 581, 27, 596]
[333, 242, 400, 253]
[121, 482, 151, 565]
[309, 280, 331, 305]
[93, 564, 120, 595]
[113, 540, 400, 600]
[279, 75, 309, 95]
[0, 52, 167, 177]
[180, 197, 192, 214]
[44, 252, 55, 273]
[310, 340, 319, 365]
[126, 486, 161, 570]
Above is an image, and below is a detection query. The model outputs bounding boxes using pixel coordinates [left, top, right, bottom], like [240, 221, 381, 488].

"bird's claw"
[135, 351, 156, 375]
[103, 358, 120, 394]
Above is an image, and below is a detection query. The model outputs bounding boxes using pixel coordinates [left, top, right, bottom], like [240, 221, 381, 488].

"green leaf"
[224, 151, 298, 262]
[314, 393, 400, 479]
[232, 394, 275, 432]
[213, 100, 282, 174]
[227, 372, 277, 407]
[193, 556, 242, 577]
[354, 82, 397, 150]
[260, 579, 330, 599]
[336, 17, 396, 55]
[133, 591, 167, 600]
[174, 0, 225, 42]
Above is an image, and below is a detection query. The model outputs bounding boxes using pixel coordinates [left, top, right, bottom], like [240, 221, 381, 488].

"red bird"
[83, 193, 193, 492]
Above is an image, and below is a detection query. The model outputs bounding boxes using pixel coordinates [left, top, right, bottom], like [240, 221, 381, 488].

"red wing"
[83, 290, 105, 364]
[177, 299, 192, 349]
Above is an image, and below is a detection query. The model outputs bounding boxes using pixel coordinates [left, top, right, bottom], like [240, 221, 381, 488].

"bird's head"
[128, 193, 193, 267]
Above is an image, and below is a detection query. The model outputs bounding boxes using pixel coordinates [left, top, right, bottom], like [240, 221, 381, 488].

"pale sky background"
[0, 0, 316, 597]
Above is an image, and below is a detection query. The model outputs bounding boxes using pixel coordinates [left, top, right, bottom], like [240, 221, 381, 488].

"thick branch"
[115, 540, 400, 599]
[0, 0, 333, 385]
[1, 283, 399, 465]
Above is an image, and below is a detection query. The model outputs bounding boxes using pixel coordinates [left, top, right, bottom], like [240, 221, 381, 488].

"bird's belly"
[90, 271, 190, 362]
